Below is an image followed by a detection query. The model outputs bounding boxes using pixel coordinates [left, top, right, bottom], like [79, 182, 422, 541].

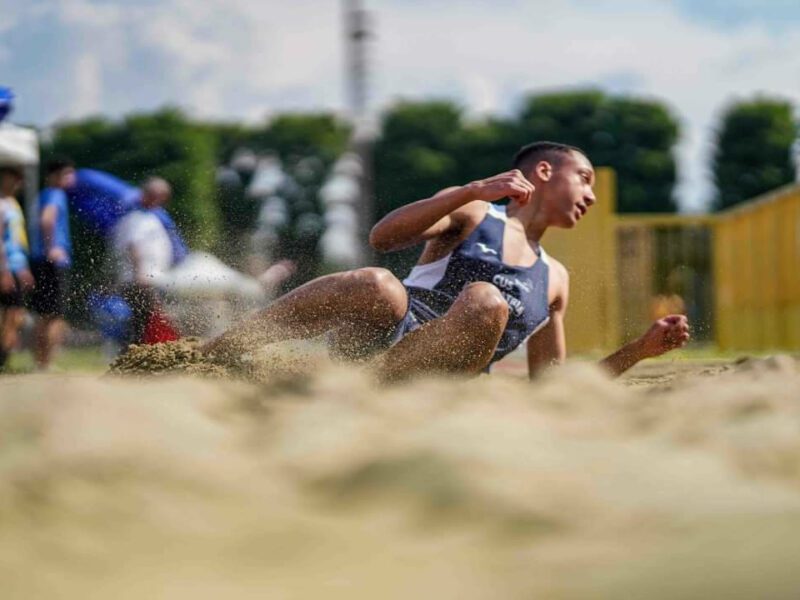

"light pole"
[342, 0, 375, 265]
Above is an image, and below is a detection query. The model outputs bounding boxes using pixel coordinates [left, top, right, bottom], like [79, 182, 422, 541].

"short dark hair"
[0, 165, 23, 179]
[45, 157, 74, 177]
[512, 141, 586, 173]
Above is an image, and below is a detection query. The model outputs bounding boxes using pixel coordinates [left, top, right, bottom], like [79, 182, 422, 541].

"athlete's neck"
[505, 198, 548, 244]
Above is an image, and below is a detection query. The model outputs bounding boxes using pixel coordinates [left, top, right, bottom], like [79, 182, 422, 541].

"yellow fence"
[714, 185, 800, 351]
[545, 170, 800, 354]
[543, 168, 620, 353]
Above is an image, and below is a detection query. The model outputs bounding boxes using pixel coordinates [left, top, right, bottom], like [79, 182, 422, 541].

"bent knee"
[352, 267, 403, 297]
[350, 267, 407, 320]
[458, 282, 509, 323]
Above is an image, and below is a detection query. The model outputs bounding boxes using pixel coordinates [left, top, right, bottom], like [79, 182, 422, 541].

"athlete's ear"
[535, 160, 553, 182]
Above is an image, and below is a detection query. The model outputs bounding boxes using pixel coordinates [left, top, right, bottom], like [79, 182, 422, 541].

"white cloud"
[3, 0, 800, 209]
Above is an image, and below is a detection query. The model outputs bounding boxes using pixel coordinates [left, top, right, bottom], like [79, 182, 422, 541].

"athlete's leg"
[373, 282, 509, 383]
[202, 267, 408, 358]
[327, 320, 398, 362]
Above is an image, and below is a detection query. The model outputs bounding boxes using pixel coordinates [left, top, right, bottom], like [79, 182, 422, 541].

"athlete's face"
[543, 152, 596, 228]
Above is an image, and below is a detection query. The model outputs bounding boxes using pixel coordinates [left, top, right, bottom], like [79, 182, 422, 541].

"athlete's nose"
[585, 190, 596, 206]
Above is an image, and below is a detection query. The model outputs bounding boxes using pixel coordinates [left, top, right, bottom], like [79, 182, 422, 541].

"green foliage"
[374, 101, 464, 273]
[204, 113, 350, 269]
[712, 97, 798, 211]
[256, 113, 351, 165]
[372, 92, 681, 274]
[48, 108, 221, 248]
[43, 108, 221, 321]
[517, 91, 679, 213]
[204, 113, 351, 165]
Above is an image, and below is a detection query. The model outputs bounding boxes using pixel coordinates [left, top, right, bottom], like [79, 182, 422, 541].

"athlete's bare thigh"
[373, 282, 509, 383]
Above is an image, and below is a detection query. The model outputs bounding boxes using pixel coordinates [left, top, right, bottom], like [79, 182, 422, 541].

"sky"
[1, 0, 799, 211]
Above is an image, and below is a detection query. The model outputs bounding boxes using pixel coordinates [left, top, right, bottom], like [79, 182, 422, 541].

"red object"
[142, 308, 180, 344]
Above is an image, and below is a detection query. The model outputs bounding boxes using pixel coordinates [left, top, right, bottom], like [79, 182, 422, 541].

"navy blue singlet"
[399, 204, 551, 366]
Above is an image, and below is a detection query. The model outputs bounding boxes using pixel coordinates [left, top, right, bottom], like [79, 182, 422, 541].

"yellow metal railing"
[546, 171, 800, 354]
[543, 168, 620, 352]
[714, 184, 800, 351]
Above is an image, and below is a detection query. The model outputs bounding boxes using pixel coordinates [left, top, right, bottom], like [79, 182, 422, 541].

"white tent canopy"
[0, 123, 39, 166]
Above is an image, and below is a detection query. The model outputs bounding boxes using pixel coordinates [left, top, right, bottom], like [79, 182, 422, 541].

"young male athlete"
[204, 142, 690, 380]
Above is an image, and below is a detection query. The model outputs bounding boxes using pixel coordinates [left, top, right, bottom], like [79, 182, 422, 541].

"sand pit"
[109, 338, 325, 383]
[1, 355, 799, 598]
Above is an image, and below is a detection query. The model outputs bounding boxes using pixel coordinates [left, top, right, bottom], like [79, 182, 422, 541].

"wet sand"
[1, 354, 799, 598]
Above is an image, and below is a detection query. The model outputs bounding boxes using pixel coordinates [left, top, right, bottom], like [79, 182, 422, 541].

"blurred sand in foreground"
[1, 356, 799, 599]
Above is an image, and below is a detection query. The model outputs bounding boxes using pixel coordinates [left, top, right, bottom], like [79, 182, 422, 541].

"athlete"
[203, 142, 690, 381]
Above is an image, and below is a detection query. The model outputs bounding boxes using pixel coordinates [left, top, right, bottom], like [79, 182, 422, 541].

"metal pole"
[344, 0, 369, 120]
[343, 0, 375, 265]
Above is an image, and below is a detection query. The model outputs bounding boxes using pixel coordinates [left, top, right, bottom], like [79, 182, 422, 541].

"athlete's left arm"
[599, 315, 690, 376]
[526, 260, 569, 379]
[527, 259, 691, 378]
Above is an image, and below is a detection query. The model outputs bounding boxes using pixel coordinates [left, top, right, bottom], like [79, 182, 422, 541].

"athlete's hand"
[17, 268, 35, 292]
[466, 170, 535, 206]
[0, 271, 15, 294]
[637, 314, 690, 358]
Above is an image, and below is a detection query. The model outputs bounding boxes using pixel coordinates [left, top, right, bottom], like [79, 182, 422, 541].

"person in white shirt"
[111, 177, 175, 345]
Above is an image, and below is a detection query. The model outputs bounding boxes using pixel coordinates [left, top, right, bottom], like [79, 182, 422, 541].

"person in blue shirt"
[0, 166, 35, 370]
[30, 158, 77, 370]
[67, 168, 188, 265]
[204, 142, 690, 381]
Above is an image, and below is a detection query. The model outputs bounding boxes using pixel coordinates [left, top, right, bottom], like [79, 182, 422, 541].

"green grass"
[3, 346, 109, 375]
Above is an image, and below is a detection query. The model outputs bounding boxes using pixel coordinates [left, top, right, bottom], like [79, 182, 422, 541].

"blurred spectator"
[111, 177, 179, 345]
[67, 168, 189, 265]
[0, 166, 34, 370]
[29, 158, 76, 370]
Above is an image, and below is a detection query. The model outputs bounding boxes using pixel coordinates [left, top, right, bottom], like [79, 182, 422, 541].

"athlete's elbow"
[368, 225, 395, 253]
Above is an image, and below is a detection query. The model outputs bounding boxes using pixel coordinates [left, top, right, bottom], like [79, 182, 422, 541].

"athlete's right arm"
[369, 170, 534, 253]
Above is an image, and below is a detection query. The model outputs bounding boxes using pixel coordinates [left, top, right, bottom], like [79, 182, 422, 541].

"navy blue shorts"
[388, 299, 421, 344]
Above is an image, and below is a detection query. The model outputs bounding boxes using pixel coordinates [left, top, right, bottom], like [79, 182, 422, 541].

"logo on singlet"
[493, 274, 532, 294]
[476, 242, 498, 256]
[492, 273, 528, 317]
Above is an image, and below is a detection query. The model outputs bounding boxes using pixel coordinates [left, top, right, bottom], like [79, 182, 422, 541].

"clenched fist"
[466, 170, 535, 206]
[637, 314, 691, 358]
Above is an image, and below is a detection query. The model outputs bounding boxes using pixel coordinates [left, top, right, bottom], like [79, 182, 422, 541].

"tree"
[256, 113, 351, 166]
[43, 108, 222, 321]
[371, 92, 681, 274]
[712, 97, 798, 211]
[48, 108, 221, 248]
[517, 90, 680, 213]
[373, 100, 465, 274]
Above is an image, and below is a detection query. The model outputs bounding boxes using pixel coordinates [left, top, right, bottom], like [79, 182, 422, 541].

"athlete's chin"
[554, 215, 579, 229]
